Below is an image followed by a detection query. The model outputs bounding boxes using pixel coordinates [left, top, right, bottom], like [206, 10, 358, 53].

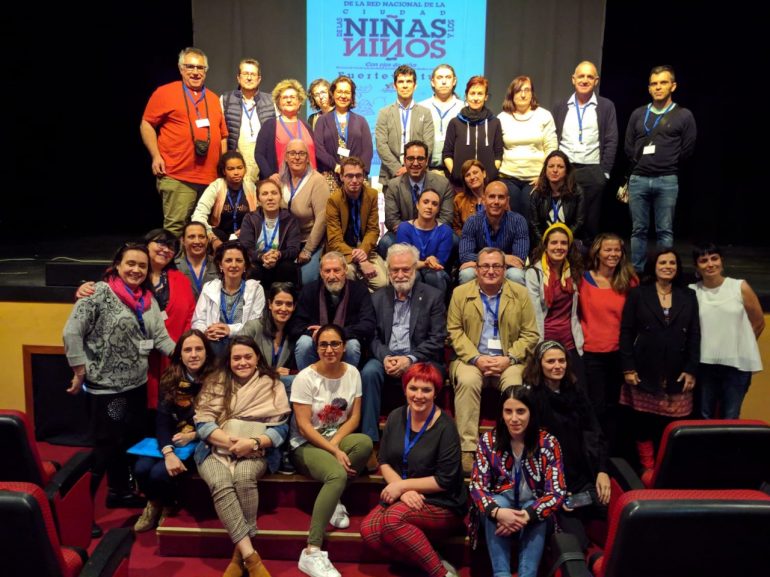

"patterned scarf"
[541, 223, 575, 307]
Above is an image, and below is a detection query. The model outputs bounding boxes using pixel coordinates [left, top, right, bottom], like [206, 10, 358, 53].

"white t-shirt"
[288, 363, 362, 449]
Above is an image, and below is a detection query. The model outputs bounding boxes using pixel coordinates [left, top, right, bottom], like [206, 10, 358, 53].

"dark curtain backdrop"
[5, 0, 760, 246]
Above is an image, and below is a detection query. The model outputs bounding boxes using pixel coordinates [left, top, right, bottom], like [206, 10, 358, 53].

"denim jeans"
[376, 231, 397, 259]
[360, 358, 385, 441]
[698, 363, 751, 419]
[482, 493, 546, 577]
[294, 335, 361, 370]
[501, 176, 533, 222]
[419, 269, 451, 295]
[628, 174, 679, 272]
[299, 245, 323, 286]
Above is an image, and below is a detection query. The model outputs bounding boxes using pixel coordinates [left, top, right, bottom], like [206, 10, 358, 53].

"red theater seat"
[0, 409, 94, 548]
[0, 482, 134, 577]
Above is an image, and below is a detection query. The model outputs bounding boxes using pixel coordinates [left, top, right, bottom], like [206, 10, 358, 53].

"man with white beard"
[359, 243, 447, 445]
[289, 251, 376, 369]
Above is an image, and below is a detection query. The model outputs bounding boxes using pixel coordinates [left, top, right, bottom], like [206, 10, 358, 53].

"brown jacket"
[326, 184, 380, 263]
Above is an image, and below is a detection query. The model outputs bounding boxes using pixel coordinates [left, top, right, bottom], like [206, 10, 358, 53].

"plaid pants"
[361, 501, 465, 577]
[198, 455, 267, 543]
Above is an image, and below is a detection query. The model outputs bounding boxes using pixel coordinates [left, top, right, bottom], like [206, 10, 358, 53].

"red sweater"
[579, 273, 635, 353]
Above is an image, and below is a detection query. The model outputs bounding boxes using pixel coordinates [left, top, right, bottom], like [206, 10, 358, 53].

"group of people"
[58, 47, 763, 577]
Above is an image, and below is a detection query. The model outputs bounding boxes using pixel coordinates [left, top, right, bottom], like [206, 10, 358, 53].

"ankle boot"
[222, 547, 244, 577]
[243, 550, 272, 577]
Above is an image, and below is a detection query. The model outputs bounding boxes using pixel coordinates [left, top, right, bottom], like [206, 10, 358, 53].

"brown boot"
[222, 547, 244, 577]
[243, 550, 272, 577]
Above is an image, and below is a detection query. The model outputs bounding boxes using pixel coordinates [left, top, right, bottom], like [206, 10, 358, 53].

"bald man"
[552, 61, 618, 240]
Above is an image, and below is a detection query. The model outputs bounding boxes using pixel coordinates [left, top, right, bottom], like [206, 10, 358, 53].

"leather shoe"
[91, 522, 103, 538]
[106, 490, 147, 509]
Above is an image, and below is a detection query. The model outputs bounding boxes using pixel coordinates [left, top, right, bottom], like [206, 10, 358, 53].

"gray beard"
[392, 276, 416, 295]
[324, 279, 345, 294]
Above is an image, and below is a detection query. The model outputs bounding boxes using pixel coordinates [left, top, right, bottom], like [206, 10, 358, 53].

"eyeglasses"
[478, 263, 505, 271]
[286, 151, 308, 159]
[517, 87, 532, 94]
[334, 90, 352, 96]
[182, 64, 208, 72]
[317, 341, 343, 350]
[313, 90, 329, 97]
[405, 156, 427, 164]
[342, 173, 365, 180]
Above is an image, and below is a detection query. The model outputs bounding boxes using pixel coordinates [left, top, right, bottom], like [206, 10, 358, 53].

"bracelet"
[491, 507, 499, 520]
[161, 446, 175, 456]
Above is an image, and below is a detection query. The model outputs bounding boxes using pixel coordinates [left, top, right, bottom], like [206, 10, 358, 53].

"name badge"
[161, 310, 168, 320]
[643, 144, 656, 155]
[247, 131, 258, 143]
[337, 146, 350, 157]
[487, 338, 502, 351]
[139, 339, 154, 354]
[196, 118, 211, 128]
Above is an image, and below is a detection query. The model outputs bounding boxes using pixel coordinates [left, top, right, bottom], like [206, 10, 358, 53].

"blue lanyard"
[550, 197, 561, 223]
[242, 99, 256, 137]
[643, 102, 674, 136]
[334, 112, 349, 147]
[349, 199, 361, 243]
[572, 96, 591, 143]
[227, 189, 244, 233]
[261, 218, 280, 251]
[432, 100, 458, 133]
[399, 103, 412, 151]
[220, 281, 245, 324]
[288, 172, 307, 209]
[480, 292, 500, 337]
[122, 280, 147, 337]
[483, 216, 506, 249]
[402, 404, 437, 479]
[272, 335, 286, 367]
[278, 116, 303, 140]
[183, 85, 206, 118]
[185, 256, 206, 295]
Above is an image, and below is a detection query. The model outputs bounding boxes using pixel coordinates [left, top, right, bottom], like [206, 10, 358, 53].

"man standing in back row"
[141, 47, 227, 237]
[552, 60, 618, 241]
[625, 65, 696, 271]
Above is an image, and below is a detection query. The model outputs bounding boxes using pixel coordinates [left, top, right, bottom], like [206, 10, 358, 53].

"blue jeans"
[501, 176, 533, 221]
[628, 174, 679, 272]
[376, 231, 397, 259]
[419, 269, 451, 295]
[133, 455, 180, 503]
[299, 246, 323, 286]
[698, 363, 751, 419]
[482, 493, 546, 577]
[294, 335, 361, 370]
[360, 358, 385, 441]
[458, 265, 526, 285]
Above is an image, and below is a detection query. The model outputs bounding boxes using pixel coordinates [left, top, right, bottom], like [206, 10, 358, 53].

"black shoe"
[278, 451, 296, 475]
[91, 522, 103, 538]
[106, 490, 147, 509]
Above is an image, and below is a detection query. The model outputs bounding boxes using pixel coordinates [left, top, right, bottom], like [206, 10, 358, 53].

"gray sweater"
[63, 282, 175, 394]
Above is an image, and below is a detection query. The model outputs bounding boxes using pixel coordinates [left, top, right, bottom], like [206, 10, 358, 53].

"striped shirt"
[459, 211, 529, 264]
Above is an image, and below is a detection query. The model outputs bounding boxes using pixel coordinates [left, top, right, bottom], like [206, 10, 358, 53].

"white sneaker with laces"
[298, 549, 341, 577]
[329, 501, 350, 529]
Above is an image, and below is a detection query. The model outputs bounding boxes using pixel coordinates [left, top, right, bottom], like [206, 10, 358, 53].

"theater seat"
[0, 482, 133, 577]
[551, 488, 770, 577]
[0, 409, 94, 548]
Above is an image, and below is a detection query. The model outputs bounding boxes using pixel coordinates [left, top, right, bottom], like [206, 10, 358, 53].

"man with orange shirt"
[141, 47, 227, 237]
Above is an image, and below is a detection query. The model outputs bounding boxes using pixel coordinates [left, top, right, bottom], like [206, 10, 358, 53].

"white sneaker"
[298, 549, 341, 577]
[440, 557, 459, 577]
[329, 501, 350, 529]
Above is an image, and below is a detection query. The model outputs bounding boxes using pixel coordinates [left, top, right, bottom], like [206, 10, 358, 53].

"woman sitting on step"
[361, 362, 467, 577]
[194, 336, 291, 577]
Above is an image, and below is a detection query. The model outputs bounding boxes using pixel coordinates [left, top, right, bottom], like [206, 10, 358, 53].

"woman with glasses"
[239, 179, 302, 287]
[307, 78, 332, 130]
[255, 79, 317, 187]
[314, 76, 374, 179]
[289, 323, 373, 577]
[192, 241, 265, 357]
[64, 243, 175, 510]
[278, 139, 330, 286]
[498, 76, 557, 221]
[191, 151, 258, 251]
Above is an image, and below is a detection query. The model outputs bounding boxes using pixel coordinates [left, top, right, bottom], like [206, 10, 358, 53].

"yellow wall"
[0, 302, 73, 411]
[1, 301, 769, 422]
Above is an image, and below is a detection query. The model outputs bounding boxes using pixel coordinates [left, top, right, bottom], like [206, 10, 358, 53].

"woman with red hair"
[361, 362, 467, 577]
